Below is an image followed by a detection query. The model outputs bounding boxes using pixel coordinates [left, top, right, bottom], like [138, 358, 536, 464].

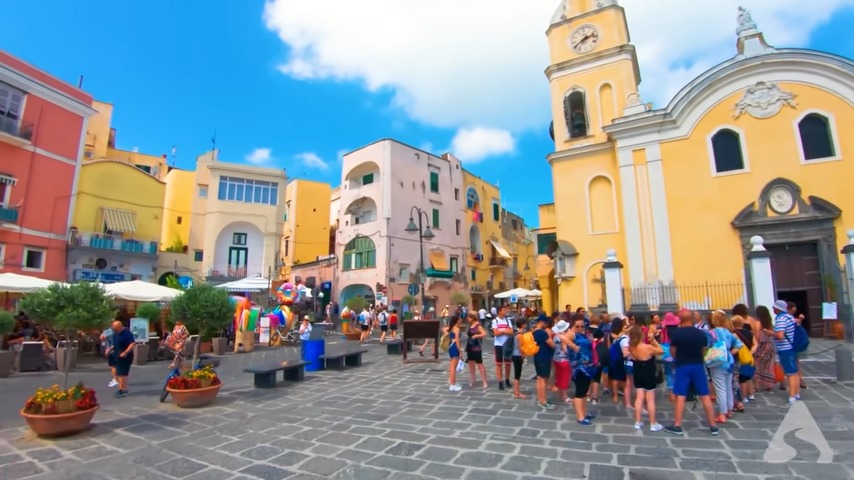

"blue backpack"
[789, 322, 810, 353]
[609, 336, 626, 369]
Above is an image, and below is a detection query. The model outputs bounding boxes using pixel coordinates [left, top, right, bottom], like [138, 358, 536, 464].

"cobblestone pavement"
[0, 337, 852, 480]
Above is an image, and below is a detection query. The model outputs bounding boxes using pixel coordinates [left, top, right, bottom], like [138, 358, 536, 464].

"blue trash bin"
[303, 339, 325, 372]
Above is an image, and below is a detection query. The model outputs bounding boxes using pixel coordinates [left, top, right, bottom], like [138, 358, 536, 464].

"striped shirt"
[773, 312, 796, 351]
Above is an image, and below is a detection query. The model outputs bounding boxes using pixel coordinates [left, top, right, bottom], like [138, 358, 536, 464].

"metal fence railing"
[624, 281, 747, 312]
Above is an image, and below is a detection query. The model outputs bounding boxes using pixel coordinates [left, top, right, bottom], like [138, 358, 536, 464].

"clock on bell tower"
[545, 0, 641, 147]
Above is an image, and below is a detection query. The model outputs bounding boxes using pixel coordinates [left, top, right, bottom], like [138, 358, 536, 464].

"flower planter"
[199, 341, 212, 354]
[21, 406, 98, 437]
[166, 382, 222, 408]
[0, 350, 14, 378]
[344, 332, 362, 341]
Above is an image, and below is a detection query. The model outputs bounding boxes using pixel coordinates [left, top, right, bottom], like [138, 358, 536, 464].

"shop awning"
[102, 207, 137, 233]
[0, 173, 17, 186]
[489, 240, 512, 259]
[429, 249, 449, 271]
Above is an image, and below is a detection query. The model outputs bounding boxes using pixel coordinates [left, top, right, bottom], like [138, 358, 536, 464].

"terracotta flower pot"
[166, 383, 222, 408]
[20, 406, 98, 437]
[344, 332, 362, 341]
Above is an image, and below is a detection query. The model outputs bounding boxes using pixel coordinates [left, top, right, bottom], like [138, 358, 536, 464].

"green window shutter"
[343, 254, 352, 271]
[429, 172, 439, 193]
[471, 269, 476, 281]
[432, 208, 440, 228]
[537, 233, 557, 255]
[492, 202, 499, 221]
[363, 173, 374, 185]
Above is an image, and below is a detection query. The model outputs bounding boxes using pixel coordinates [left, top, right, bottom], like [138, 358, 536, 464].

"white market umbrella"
[103, 280, 183, 302]
[0, 272, 66, 294]
[494, 287, 532, 300]
[214, 276, 271, 293]
[526, 289, 543, 298]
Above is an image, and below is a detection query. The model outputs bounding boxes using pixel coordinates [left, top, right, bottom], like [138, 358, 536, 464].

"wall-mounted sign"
[130, 318, 149, 343]
[73, 269, 129, 283]
[177, 276, 194, 288]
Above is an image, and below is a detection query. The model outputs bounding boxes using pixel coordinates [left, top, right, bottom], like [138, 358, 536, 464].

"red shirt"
[390, 314, 398, 325]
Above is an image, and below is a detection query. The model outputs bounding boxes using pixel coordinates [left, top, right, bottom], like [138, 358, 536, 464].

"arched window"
[469, 225, 481, 254]
[711, 129, 746, 173]
[466, 187, 479, 210]
[798, 113, 836, 161]
[342, 236, 375, 271]
[564, 90, 588, 138]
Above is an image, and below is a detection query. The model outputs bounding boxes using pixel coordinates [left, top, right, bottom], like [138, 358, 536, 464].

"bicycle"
[160, 345, 220, 402]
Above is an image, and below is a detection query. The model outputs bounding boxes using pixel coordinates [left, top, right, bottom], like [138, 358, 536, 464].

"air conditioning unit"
[389, 277, 397, 283]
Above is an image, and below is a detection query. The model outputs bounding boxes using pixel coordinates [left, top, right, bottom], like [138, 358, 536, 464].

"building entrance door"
[228, 247, 248, 276]
[766, 243, 823, 337]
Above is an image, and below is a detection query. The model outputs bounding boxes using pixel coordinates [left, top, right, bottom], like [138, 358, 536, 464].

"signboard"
[321, 281, 332, 290]
[822, 302, 837, 320]
[509, 295, 518, 303]
[130, 318, 149, 343]
[408, 283, 420, 296]
[73, 269, 129, 283]
[177, 276, 194, 288]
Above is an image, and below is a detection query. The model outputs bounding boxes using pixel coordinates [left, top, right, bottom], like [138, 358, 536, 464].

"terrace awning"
[489, 240, 512, 259]
[429, 250, 449, 271]
[102, 207, 137, 233]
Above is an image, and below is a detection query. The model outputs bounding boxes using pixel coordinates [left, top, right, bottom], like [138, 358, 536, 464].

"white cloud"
[263, 0, 850, 135]
[294, 152, 329, 170]
[245, 147, 273, 165]
[450, 127, 515, 163]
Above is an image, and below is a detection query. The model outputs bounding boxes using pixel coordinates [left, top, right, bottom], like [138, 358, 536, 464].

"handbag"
[774, 362, 785, 383]
[704, 330, 728, 368]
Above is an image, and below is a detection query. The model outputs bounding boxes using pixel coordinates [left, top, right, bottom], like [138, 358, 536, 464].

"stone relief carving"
[736, 6, 757, 35]
[732, 177, 841, 227]
[733, 81, 798, 119]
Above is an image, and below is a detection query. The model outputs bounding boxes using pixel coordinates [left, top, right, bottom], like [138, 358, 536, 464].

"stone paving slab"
[0, 337, 851, 479]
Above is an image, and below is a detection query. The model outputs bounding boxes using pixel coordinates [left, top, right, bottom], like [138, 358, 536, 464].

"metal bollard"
[836, 347, 854, 382]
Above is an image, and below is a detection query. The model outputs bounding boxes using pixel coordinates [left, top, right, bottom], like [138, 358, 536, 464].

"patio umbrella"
[494, 287, 533, 299]
[0, 272, 65, 294]
[103, 280, 183, 302]
[214, 276, 271, 293]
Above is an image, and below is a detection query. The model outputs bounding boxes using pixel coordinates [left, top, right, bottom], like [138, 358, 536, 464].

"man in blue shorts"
[665, 309, 719, 436]
[770, 300, 800, 406]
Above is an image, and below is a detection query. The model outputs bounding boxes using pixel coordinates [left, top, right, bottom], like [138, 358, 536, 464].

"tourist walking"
[99, 325, 118, 388]
[551, 319, 572, 404]
[299, 315, 312, 359]
[628, 325, 664, 431]
[111, 321, 135, 398]
[446, 315, 462, 392]
[665, 310, 719, 436]
[568, 316, 596, 426]
[378, 307, 390, 344]
[389, 309, 399, 340]
[770, 300, 800, 405]
[532, 314, 556, 409]
[166, 319, 189, 369]
[465, 313, 489, 389]
[491, 306, 514, 390]
[511, 317, 528, 399]
[753, 306, 778, 392]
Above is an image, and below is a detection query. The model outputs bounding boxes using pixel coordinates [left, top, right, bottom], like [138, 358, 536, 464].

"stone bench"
[385, 339, 412, 355]
[243, 360, 309, 389]
[320, 349, 367, 370]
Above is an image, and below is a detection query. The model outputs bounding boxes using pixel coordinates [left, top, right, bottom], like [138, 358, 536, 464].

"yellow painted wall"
[161, 168, 195, 251]
[106, 148, 166, 180]
[73, 161, 165, 241]
[535, 204, 558, 313]
[462, 170, 506, 296]
[282, 179, 332, 277]
[84, 101, 112, 160]
[546, 6, 631, 66]
[661, 83, 854, 284]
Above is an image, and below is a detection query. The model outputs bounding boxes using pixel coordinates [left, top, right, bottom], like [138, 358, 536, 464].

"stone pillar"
[603, 249, 625, 314]
[841, 230, 854, 341]
[538, 273, 555, 315]
[747, 235, 775, 310]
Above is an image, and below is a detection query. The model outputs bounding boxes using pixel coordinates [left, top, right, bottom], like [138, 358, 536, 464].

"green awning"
[425, 269, 454, 279]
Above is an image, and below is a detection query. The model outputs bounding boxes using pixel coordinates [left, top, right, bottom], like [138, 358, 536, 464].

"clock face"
[768, 186, 794, 214]
[570, 25, 600, 53]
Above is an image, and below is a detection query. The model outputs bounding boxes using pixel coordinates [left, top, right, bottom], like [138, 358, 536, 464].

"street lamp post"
[405, 206, 435, 315]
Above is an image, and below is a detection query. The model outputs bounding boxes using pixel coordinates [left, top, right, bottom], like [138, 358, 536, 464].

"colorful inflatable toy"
[276, 282, 299, 305]
[230, 296, 252, 332]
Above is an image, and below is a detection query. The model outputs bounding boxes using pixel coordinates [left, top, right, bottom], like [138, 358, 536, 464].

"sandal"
[513, 392, 527, 399]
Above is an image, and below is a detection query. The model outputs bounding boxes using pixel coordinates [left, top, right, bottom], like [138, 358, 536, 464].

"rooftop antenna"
[211, 130, 217, 160]
[78, 75, 84, 88]
[170, 146, 177, 167]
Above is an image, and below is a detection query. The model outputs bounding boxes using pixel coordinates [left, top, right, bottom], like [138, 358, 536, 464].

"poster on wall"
[130, 318, 149, 343]
[822, 302, 837, 320]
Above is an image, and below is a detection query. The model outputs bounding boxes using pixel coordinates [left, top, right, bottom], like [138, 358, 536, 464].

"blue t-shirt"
[533, 329, 553, 363]
[669, 326, 708, 367]
[113, 328, 135, 357]
[773, 313, 795, 351]
[570, 334, 597, 378]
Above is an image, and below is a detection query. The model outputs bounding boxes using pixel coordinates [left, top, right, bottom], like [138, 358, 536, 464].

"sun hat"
[773, 300, 788, 312]
[661, 312, 680, 327]
[552, 320, 570, 334]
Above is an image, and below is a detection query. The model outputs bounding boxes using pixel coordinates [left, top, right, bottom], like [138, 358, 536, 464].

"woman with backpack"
[465, 313, 489, 389]
[707, 310, 744, 423]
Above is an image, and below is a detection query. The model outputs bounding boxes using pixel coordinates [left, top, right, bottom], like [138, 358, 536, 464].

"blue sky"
[2, 1, 852, 227]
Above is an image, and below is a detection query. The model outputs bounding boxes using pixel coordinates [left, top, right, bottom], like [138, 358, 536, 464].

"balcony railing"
[489, 256, 508, 267]
[0, 206, 19, 224]
[207, 266, 248, 281]
[0, 118, 34, 144]
[68, 230, 158, 256]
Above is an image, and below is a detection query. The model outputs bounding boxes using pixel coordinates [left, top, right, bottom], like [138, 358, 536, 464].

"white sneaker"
[449, 385, 462, 392]
[634, 422, 644, 430]
[108, 379, 118, 388]
[650, 423, 664, 432]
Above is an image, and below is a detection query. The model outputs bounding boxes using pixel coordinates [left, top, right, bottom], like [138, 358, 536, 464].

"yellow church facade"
[540, 0, 853, 335]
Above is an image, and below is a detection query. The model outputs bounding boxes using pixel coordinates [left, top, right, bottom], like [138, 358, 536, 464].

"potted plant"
[343, 296, 366, 340]
[19, 282, 114, 436]
[169, 283, 231, 387]
[165, 365, 222, 408]
[0, 310, 15, 378]
[133, 302, 160, 365]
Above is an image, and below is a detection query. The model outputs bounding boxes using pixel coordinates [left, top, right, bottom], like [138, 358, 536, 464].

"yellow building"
[542, 1, 853, 334]
[500, 208, 536, 290]
[462, 170, 523, 308]
[156, 150, 288, 285]
[533, 203, 560, 313]
[281, 179, 333, 278]
[84, 101, 167, 180]
[67, 160, 165, 282]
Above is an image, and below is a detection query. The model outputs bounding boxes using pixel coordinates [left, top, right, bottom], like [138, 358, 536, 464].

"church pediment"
[732, 177, 841, 228]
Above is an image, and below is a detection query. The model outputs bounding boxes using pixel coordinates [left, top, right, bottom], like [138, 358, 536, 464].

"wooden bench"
[320, 349, 367, 370]
[243, 360, 309, 389]
[385, 339, 412, 355]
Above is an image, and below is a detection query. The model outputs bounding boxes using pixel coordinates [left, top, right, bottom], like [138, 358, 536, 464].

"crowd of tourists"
[441, 300, 809, 436]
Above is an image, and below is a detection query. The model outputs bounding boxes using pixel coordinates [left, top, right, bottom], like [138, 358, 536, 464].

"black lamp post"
[405, 206, 435, 314]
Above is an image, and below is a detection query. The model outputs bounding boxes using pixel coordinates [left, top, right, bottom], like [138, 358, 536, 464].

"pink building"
[337, 139, 468, 312]
[0, 51, 95, 280]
